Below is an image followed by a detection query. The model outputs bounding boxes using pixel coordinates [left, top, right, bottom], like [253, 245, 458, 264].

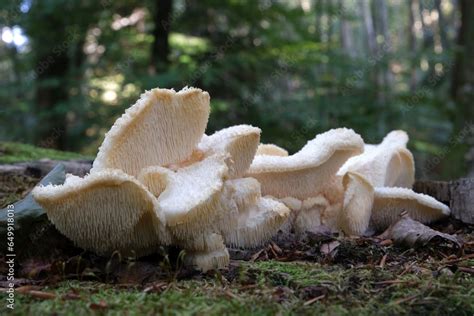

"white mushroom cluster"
[251, 130, 450, 236]
[32, 87, 290, 271]
[32, 87, 450, 271]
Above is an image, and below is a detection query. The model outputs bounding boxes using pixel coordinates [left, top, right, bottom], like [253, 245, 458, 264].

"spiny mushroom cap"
[32, 169, 170, 256]
[138, 154, 229, 236]
[338, 130, 415, 188]
[198, 125, 261, 178]
[256, 143, 289, 157]
[223, 196, 290, 248]
[338, 172, 374, 236]
[247, 128, 364, 200]
[370, 187, 450, 231]
[92, 87, 210, 177]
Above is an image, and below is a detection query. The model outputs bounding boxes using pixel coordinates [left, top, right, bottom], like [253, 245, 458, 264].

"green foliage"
[0, 0, 469, 178]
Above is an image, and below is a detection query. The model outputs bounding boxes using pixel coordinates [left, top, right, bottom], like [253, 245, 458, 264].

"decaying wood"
[0, 159, 92, 179]
[450, 178, 474, 224]
[413, 180, 451, 203]
[414, 178, 474, 224]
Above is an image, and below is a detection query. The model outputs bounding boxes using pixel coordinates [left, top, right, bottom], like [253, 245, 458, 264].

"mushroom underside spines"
[338, 172, 375, 236]
[92, 87, 210, 177]
[32, 170, 170, 256]
[370, 187, 450, 231]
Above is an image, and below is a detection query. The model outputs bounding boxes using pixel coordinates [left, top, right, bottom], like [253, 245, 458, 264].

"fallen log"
[0, 159, 92, 179]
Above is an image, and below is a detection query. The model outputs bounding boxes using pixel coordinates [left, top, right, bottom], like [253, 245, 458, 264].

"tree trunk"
[339, 0, 355, 57]
[361, 0, 386, 134]
[434, 0, 450, 51]
[360, 0, 376, 55]
[374, 0, 392, 87]
[34, 50, 70, 149]
[450, 0, 474, 177]
[150, 0, 173, 74]
[315, 0, 323, 42]
[408, 0, 418, 92]
[451, 0, 474, 124]
[418, 0, 436, 81]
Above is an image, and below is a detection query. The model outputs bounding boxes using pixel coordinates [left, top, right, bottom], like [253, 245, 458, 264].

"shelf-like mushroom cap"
[198, 125, 261, 178]
[138, 154, 229, 237]
[223, 196, 290, 248]
[32, 169, 169, 256]
[338, 130, 415, 188]
[92, 87, 210, 177]
[338, 172, 374, 236]
[247, 128, 364, 200]
[256, 144, 289, 157]
[370, 187, 450, 231]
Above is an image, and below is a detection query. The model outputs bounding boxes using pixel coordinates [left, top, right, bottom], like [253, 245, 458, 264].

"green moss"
[13, 280, 280, 316]
[251, 260, 474, 316]
[0, 142, 91, 164]
[9, 261, 474, 316]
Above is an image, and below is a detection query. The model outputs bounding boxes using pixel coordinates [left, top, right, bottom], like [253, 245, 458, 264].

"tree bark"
[150, 0, 173, 74]
[451, 0, 474, 128]
[339, 0, 355, 57]
[374, 0, 392, 87]
[434, 0, 450, 51]
[360, 0, 377, 55]
[408, 0, 418, 92]
[414, 178, 474, 224]
[315, 0, 324, 42]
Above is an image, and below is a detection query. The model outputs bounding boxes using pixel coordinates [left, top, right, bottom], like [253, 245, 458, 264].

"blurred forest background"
[0, 0, 473, 179]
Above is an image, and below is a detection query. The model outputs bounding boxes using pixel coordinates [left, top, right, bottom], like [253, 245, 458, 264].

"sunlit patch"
[102, 90, 118, 104]
[1, 26, 28, 46]
[420, 59, 429, 71]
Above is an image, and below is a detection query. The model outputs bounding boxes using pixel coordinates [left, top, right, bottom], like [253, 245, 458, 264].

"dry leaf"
[320, 241, 340, 257]
[28, 290, 56, 300]
[385, 214, 461, 248]
[90, 300, 108, 310]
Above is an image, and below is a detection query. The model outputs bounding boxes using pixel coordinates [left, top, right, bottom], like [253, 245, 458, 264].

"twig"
[303, 295, 325, 306]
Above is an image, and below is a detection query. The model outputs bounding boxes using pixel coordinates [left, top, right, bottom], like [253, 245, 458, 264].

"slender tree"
[339, 0, 355, 57]
[360, 0, 376, 55]
[451, 0, 474, 127]
[434, 0, 450, 51]
[150, 0, 173, 73]
[408, 0, 418, 92]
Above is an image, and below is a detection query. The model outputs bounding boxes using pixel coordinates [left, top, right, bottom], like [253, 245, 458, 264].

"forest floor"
[1, 142, 473, 316]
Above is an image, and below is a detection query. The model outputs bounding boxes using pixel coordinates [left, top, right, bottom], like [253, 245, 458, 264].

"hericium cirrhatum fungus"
[249, 129, 450, 236]
[33, 87, 290, 272]
[33, 86, 451, 271]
